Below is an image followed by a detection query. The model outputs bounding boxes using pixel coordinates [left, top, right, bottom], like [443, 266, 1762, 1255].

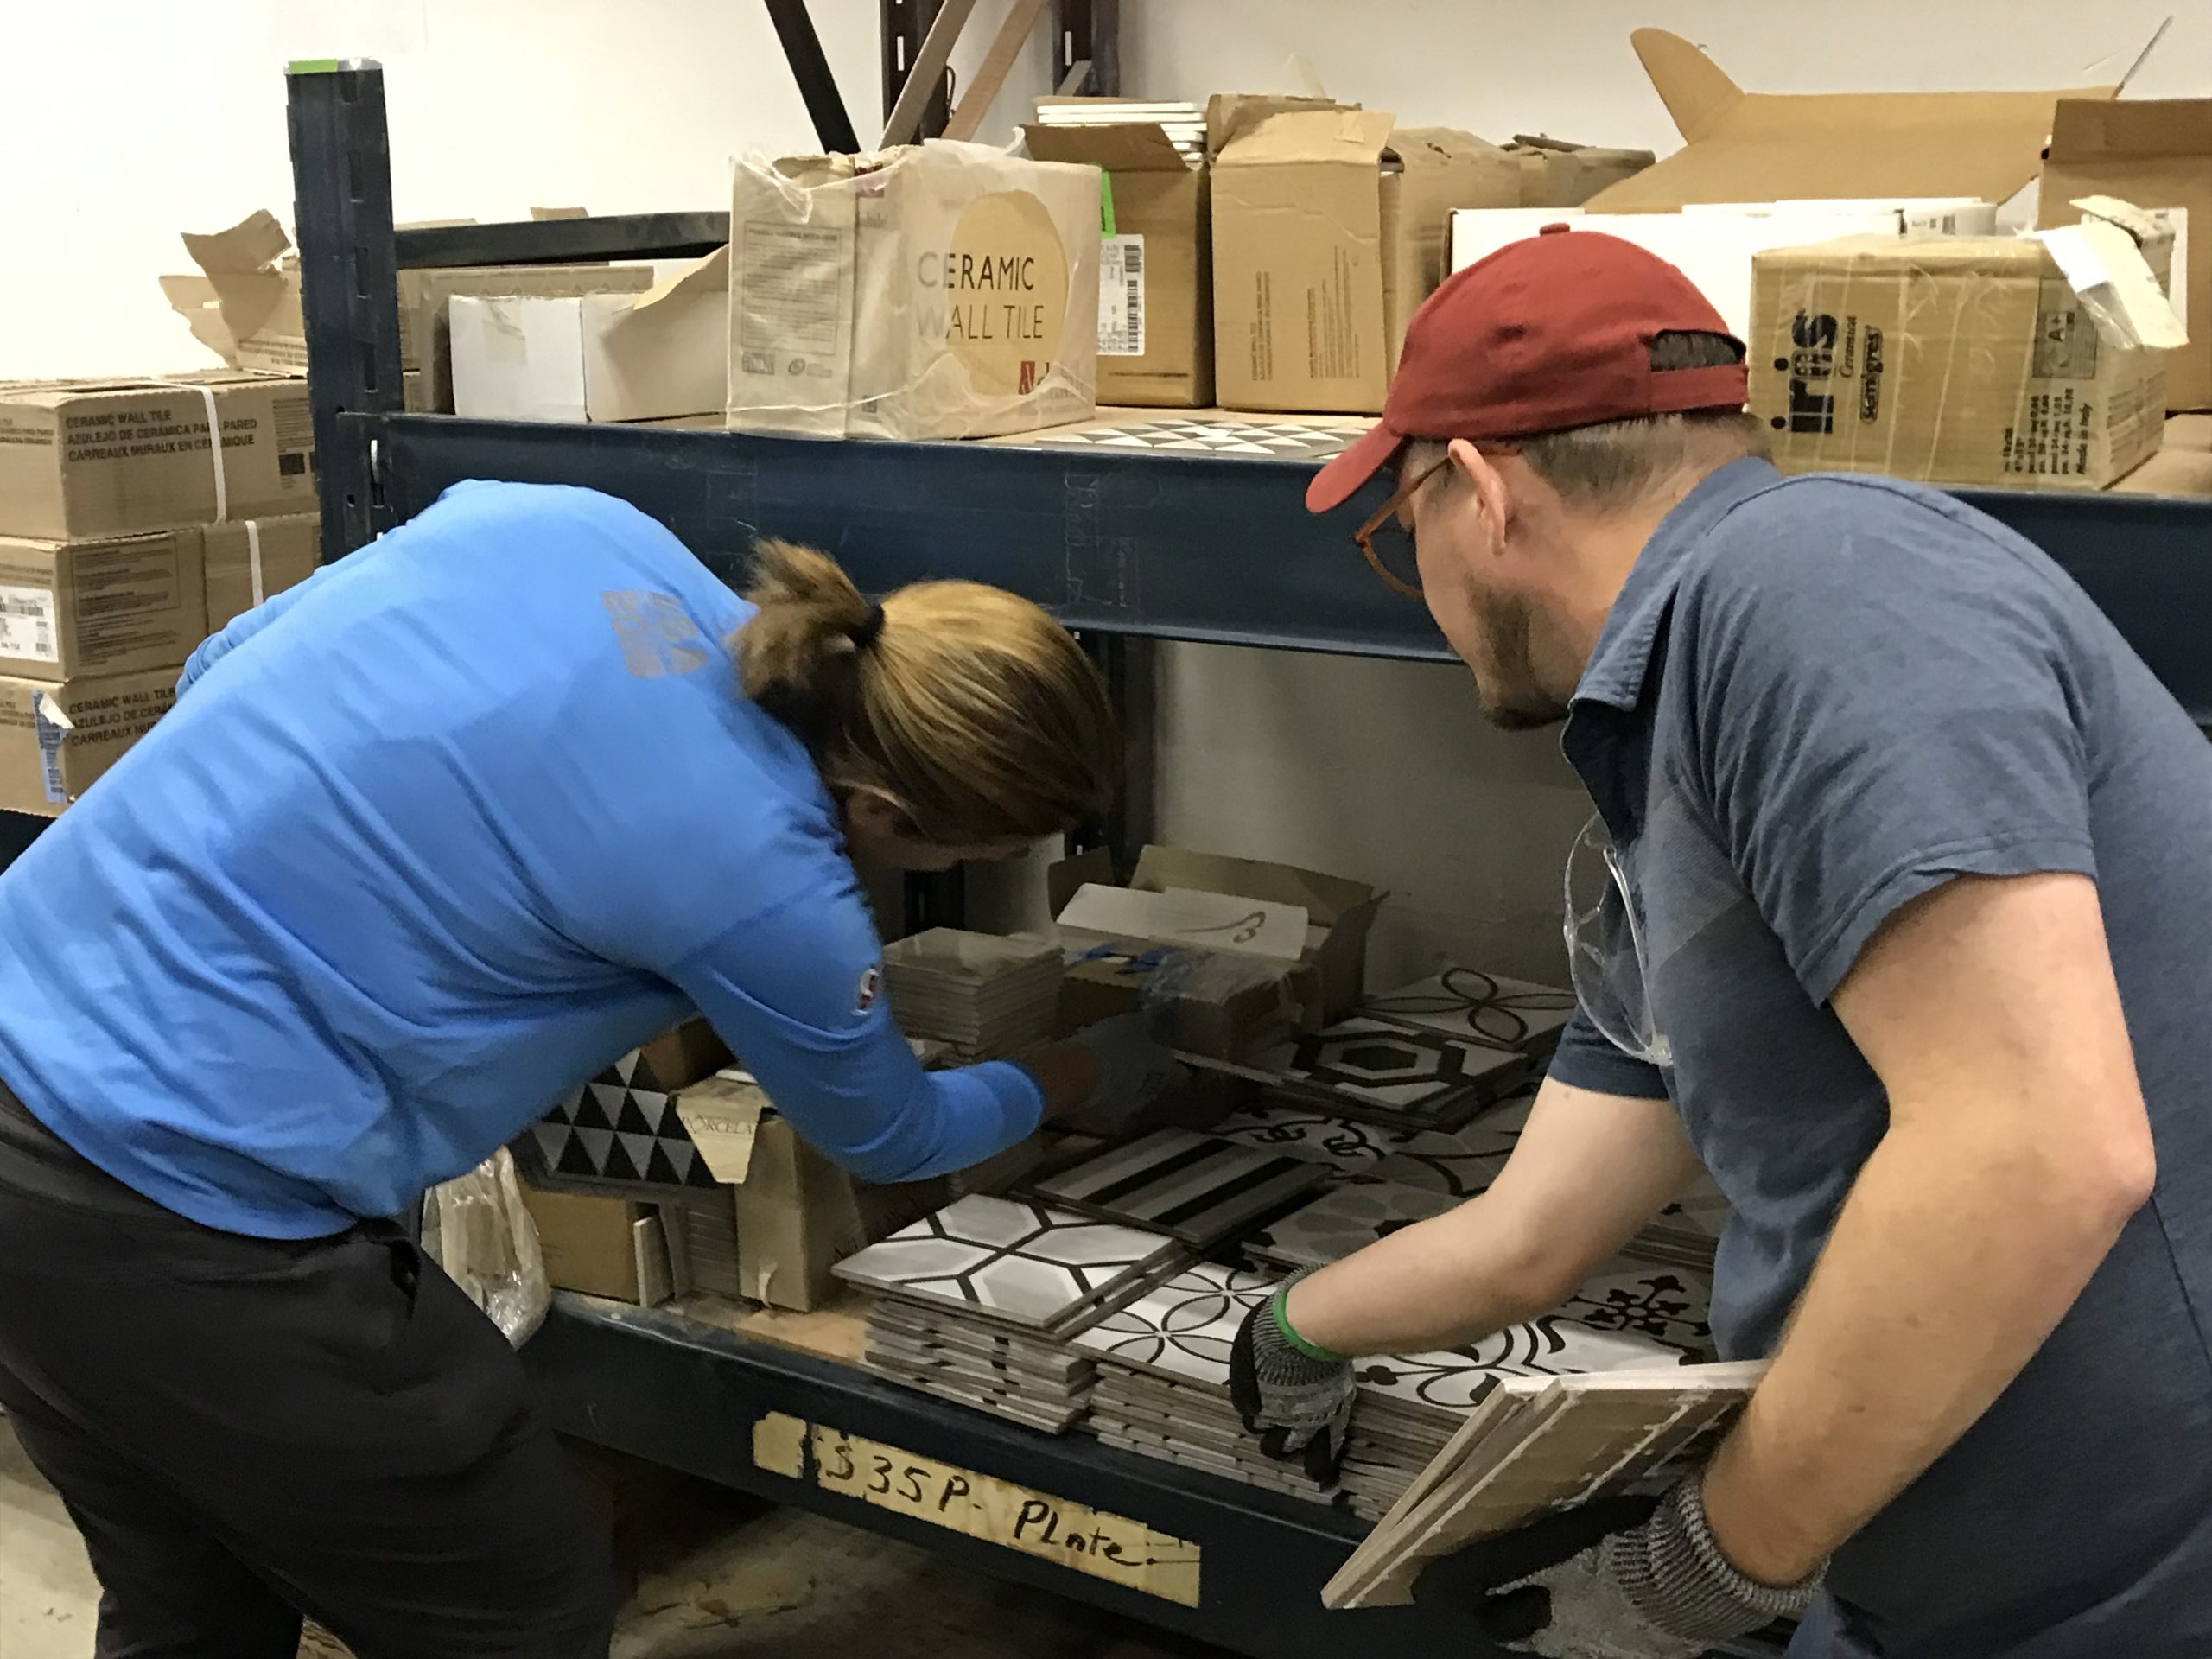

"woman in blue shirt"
[0, 480, 1173, 1658]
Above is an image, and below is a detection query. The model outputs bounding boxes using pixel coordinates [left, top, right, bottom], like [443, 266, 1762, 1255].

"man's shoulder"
[1674, 470, 2053, 624]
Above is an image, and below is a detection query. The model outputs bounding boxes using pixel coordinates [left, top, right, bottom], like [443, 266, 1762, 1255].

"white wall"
[4, 1, 2205, 988]
[0, 0, 1056, 379]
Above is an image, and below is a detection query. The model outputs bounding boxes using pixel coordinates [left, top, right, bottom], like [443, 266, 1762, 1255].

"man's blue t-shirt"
[1548, 460, 2212, 1657]
[0, 481, 1042, 1237]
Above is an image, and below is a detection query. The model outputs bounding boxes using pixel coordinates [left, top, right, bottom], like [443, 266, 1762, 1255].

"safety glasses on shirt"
[1562, 813, 1671, 1069]
[1351, 444, 1520, 601]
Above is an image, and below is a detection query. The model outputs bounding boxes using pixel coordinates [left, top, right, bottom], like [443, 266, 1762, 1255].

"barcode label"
[29, 692, 67, 804]
[0, 585, 58, 664]
[1099, 234, 1146, 357]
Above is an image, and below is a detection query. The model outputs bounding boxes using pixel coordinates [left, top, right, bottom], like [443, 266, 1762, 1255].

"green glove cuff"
[1271, 1284, 1347, 1364]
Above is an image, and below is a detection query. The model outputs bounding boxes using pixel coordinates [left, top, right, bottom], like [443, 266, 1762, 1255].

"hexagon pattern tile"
[833, 1195, 1183, 1330]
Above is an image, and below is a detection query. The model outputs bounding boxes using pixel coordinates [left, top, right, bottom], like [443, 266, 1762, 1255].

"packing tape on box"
[245, 519, 264, 606]
[149, 380, 230, 524]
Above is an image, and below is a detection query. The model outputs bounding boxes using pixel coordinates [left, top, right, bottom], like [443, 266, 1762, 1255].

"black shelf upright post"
[1052, 0, 1120, 96]
[285, 58, 404, 564]
[764, 0, 861, 154]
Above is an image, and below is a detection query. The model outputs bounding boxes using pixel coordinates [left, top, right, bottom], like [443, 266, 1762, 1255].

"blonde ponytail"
[737, 538, 1117, 845]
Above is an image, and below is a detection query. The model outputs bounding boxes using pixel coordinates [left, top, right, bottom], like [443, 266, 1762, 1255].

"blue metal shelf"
[367, 413, 2212, 720]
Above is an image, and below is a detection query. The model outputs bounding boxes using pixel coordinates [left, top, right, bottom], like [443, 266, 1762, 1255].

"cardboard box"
[727, 140, 1101, 440]
[0, 668, 175, 816]
[0, 530, 207, 680]
[2040, 99, 2210, 410]
[1505, 135, 1656, 207]
[1025, 123, 1211, 406]
[0, 374, 315, 542]
[2113, 416, 2212, 497]
[1048, 843, 1381, 1031]
[163, 209, 653, 411]
[1749, 217, 2177, 488]
[1210, 101, 1522, 412]
[729, 1108, 948, 1313]
[449, 250, 729, 424]
[1452, 205, 1919, 342]
[195, 514, 320, 633]
[1586, 28, 2114, 213]
[518, 1186, 677, 1306]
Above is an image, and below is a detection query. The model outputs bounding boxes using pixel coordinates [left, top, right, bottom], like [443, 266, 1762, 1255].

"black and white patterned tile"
[1071, 1261, 1278, 1383]
[833, 1195, 1183, 1330]
[1027, 1128, 1330, 1246]
[1359, 967, 1578, 1056]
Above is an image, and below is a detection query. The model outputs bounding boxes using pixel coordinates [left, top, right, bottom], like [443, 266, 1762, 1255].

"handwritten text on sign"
[752, 1412, 1201, 1606]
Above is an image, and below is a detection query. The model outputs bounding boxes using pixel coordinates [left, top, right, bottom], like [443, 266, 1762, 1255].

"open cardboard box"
[668, 1073, 947, 1313]
[1586, 28, 2118, 213]
[1748, 197, 2183, 490]
[1025, 122, 1213, 408]
[449, 248, 729, 424]
[163, 209, 654, 411]
[1206, 96, 1522, 412]
[1047, 844, 1381, 1040]
[2040, 99, 2210, 411]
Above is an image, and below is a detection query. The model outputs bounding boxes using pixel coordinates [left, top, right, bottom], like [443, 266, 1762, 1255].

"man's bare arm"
[1701, 871, 2155, 1585]
[1285, 1076, 1702, 1357]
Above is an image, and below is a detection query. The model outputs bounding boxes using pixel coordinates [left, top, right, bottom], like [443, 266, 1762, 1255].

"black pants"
[0, 1086, 615, 1657]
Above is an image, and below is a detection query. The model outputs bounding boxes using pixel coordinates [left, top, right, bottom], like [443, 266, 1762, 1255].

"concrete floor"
[0, 1421, 1224, 1659]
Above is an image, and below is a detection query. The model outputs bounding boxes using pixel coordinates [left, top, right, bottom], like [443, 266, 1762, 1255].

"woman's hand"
[1027, 1011, 1186, 1135]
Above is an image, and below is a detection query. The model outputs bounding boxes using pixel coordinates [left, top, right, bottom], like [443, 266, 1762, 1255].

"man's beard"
[1474, 588, 1571, 732]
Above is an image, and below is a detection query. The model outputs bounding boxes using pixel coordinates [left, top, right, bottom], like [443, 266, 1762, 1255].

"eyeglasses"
[1351, 445, 1520, 601]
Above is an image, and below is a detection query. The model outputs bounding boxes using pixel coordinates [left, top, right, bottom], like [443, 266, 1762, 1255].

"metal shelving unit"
[281, 44, 2211, 1659]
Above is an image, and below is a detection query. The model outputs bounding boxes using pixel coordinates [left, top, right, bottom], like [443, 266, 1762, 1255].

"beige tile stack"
[882, 929, 1063, 1064]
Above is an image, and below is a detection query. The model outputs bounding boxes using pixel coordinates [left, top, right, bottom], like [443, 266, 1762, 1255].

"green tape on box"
[286, 58, 344, 74]
[1100, 172, 1117, 239]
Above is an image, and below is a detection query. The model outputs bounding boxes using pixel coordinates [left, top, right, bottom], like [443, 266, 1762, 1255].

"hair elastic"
[850, 602, 887, 651]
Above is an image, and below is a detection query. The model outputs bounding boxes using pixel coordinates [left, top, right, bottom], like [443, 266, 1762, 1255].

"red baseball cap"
[1306, 226, 1749, 513]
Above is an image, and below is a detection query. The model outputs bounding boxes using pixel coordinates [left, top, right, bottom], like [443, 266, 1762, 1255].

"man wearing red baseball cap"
[1230, 230, 2212, 1657]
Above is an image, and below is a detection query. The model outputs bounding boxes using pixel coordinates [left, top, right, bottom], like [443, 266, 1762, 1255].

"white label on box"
[1099, 234, 1146, 357]
[0, 586, 58, 664]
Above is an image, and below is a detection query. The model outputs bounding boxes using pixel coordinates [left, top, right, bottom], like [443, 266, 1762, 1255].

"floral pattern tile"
[1360, 967, 1578, 1054]
[1071, 1261, 1278, 1384]
[1208, 1104, 1421, 1173]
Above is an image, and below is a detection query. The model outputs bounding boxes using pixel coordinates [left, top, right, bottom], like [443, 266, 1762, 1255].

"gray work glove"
[1228, 1270, 1356, 1483]
[1461, 1475, 1823, 1658]
[1057, 1009, 1186, 1135]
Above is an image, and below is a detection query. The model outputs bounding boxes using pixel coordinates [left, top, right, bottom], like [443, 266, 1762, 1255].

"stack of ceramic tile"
[1325, 1361, 1769, 1610]
[1074, 1262, 1338, 1505]
[883, 929, 1062, 1064]
[834, 1194, 1184, 1433]
[666, 1191, 742, 1300]
[1033, 96, 1205, 163]
[861, 1300, 1100, 1433]
[1335, 1262, 1715, 1521]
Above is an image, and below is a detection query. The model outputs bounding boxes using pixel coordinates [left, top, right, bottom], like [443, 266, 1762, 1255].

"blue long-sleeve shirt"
[0, 480, 1041, 1237]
